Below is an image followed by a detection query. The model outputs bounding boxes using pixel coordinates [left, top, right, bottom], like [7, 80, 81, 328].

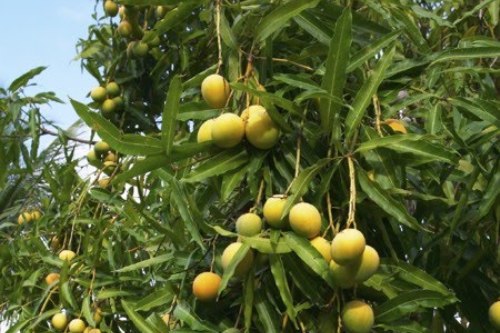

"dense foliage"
[1, 0, 499, 332]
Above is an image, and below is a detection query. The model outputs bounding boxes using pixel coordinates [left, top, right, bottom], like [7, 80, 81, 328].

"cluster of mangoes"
[46, 248, 103, 332]
[116, 5, 164, 58]
[86, 140, 119, 188]
[90, 82, 123, 117]
[190, 196, 378, 333]
[17, 209, 42, 225]
[197, 74, 280, 150]
[51, 312, 101, 333]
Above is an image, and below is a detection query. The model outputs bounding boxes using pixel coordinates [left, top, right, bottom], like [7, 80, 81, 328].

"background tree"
[1, 0, 499, 332]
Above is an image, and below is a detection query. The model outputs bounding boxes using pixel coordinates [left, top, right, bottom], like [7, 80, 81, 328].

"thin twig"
[372, 94, 383, 137]
[271, 58, 314, 71]
[346, 156, 357, 229]
[286, 115, 305, 194]
[250, 179, 265, 213]
[41, 127, 95, 145]
[215, 0, 223, 74]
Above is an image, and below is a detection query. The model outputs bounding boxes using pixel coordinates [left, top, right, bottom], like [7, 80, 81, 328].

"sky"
[0, 1, 97, 130]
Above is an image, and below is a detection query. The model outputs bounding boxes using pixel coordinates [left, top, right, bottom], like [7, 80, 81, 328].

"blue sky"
[0, 1, 97, 129]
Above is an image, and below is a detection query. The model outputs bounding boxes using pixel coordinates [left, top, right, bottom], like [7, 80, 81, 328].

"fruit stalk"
[346, 156, 357, 229]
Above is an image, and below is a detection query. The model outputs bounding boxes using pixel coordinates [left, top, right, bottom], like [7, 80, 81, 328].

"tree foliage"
[1, 0, 499, 332]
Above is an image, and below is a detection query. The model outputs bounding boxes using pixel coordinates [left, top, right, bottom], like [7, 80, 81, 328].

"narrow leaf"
[121, 300, 161, 333]
[218, 243, 251, 295]
[283, 232, 335, 288]
[281, 159, 330, 219]
[162, 75, 182, 155]
[183, 150, 248, 183]
[357, 168, 422, 230]
[114, 254, 172, 273]
[8, 66, 46, 92]
[347, 30, 400, 72]
[269, 254, 297, 320]
[173, 302, 218, 332]
[433, 47, 500, 63]
[345, 47, 395, 140]
[376, 290, 457, 323]
[319, 8, 351, 138]
[255, 0, 320, 42]
[356, 134, 458, 164]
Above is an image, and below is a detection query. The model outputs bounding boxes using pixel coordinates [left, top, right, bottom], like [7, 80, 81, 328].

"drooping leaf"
[376, 290, 457, 323]
[283, 232, 334, 288]
[345, 47, 395, 141]
[357, 168, 422, 230]
[182, 150, 248, 183]
[8, 66, 46, 92]
[319, 8, 351, 140]
[121, 300, 162, 333]
[254, 0, 320, 43]
[162, 75, 182, 155]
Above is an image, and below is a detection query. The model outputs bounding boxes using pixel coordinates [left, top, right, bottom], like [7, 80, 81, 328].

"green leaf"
[220, 10, 238, 50]
[283, 232, 334, 288]
[112, 154, 169, 184]
[357, 168, 422, 231]
[411, 5, 454, 28]
[230, 83, 302, 118]
[380, 259, 455, 296]
[221, 166, 248, 201]
[269, 254, 297, 320]
[218, 243, 252, 295]
[8, 66, 46, 92]
[169, 177, 205, 249]
[151, 2, 198, 37]
[345, 47, 395, 141]
[347, 30, 400, 72]
[391, 8, 429, 53]
[432, 47, 500, 63]
[356, 135, 458, 164]
[453, 0, 498, 25]
[478, 164, 500, 220]
[293, 12, 331, 45]
[376, 321, 432, 333]
[282, 255, 326, 305]
[243, 270, 254, 333]
[182, 150, 248, 183]
[254, 292, 280, 333]
[162, 75, 182, 155]
[173, 302, 218, 332]
[114, 254, 173, 273]
[254, 0, 320, 43]
[71, 99, 164, 155]
[241, 236, 292, 254]
[135, 285, 175, 311]
[98, 289, 134, 299]
[375, 290, 457, 323]
[319, 8, 351, 138]
[82, 296, 96, 327]
[121, 300, 161, 333]
[449, 97, 500, 126]
[60, 281, 78, 310]
[281, 158, 330, 219]
[426, 103, 443, 135]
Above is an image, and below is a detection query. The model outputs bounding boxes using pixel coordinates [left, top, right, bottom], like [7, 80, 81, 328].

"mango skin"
[192, 271, 222, 302]
[201, 74, 230, 108]
[289, 202, 322, 239]
[211, 113, 244, 148]
[197, 119, 215, 143]
[235, 213, 262, 237]
[490, 301, 500, 330]
[330, 229, 366, 265]
[263, 197, 287, 229]
[342, 300, 374, 333]
[221, 242, 254, 277]
[242, 105, 280, 149]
